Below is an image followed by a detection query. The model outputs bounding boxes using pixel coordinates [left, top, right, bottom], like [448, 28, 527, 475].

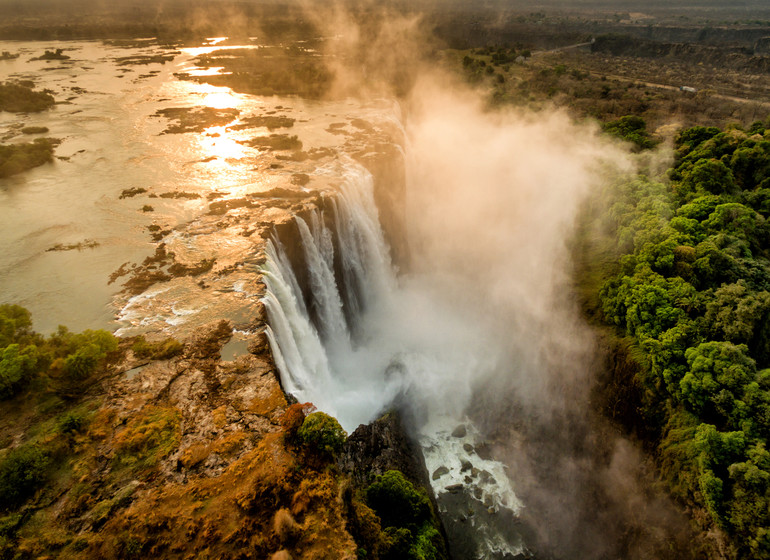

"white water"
[262, 161, 526, 559]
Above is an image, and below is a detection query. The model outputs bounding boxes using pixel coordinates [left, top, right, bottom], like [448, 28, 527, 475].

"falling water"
[262, 161, 527, 559]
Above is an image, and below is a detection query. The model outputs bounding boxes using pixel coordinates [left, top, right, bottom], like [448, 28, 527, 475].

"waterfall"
[261, 162, 403, 427]
[261, 161, 527, 559]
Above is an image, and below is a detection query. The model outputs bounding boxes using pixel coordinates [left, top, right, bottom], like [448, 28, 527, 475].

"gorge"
[4, 1, 770, 558]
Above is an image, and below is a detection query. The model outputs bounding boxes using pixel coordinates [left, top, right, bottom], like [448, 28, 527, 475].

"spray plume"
[263, 2, 697, 558]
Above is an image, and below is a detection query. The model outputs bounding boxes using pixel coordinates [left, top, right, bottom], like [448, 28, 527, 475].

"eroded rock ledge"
[47, 108, 439, 557]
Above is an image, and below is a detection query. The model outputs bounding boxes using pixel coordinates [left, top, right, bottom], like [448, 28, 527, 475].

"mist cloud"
[265, 3, 697, 557]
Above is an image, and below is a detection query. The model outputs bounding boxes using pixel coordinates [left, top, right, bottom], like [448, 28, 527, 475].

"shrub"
[57, 329, 118, 386]
[0, 344, 39, 399]
[113, 406, 182, 470]
[0, 304, 32, 347]
[603, 115, 656, 151]
[296, 411, 346, 456]
[365, 470, 431, 531]
[273, 508, 298, 544]
[383, 527, 412, 560]
[411, 525, 443, 560]
[0, 445, 49, 510]
[58, 410, 88, 435]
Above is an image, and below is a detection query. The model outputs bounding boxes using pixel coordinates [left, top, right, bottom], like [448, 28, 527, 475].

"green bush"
[364, 471, 445, 560]
[365, 470, 431, 531]
[0, 445, 50, 510]
[58, 410, 87, 435]
[0, 304, 32, 347]
[55, 328, 118, 384]
[296, 412, 347, 456]
[603, 115, 657, 151]
[0, 344, 40, 399]
[383, 526, 413, 560]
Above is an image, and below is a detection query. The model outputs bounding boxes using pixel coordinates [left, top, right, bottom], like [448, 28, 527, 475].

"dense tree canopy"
[595, 121, 770, 558]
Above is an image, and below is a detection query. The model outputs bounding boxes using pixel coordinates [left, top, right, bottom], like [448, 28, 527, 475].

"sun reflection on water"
[183, 67, 228, 77]
[179, 42, 260, 58]
[201, 89, 242, 109]
[201, 126, 250, 160]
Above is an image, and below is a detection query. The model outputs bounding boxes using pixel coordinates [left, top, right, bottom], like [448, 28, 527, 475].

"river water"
[0, 37, 394, 335]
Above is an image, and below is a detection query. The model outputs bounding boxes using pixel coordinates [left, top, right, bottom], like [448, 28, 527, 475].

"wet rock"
[460, 460, 472, 472]
[451, 424, 467, 438]
[248, 331, 270, 355]
[446, 484, 464, 494]
[463, 443, 474, 453]
[337, 411, 433, 494]
[479, 470, 497, 485]
[433, 466, 450, 480]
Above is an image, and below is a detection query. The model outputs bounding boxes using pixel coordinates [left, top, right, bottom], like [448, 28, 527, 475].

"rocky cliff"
[0, 95, 443, 559]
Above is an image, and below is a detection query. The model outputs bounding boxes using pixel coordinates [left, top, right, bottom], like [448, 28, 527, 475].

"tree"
[681, 342, 756, 425]
[677, 195, 728, 222]
[603, 115, 656, 150]
[703, 203, 764, 249]
[0, 344, 39, 399]
[0, 304, 32, 347]
[693, 423, 747, 524]
[704, 282, 770, 366]
[676, 126, 721, 152]
[681, 158, 737, 196]
[296, 411, 346, 457]
[366, 470, 432, 531]
[730, 141, 770, 190]
[0, 445, 49, 510]
[727, 443, 770, 558]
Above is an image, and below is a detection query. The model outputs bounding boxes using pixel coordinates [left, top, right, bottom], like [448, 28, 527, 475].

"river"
[0, 37, 395, 335]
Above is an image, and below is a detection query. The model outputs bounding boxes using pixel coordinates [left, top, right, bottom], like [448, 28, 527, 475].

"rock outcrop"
[339, 412, 434, 493]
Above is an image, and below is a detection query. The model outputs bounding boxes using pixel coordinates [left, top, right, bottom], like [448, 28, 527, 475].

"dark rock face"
[338, 411, 453, 559]
[338, 412, 433, 493]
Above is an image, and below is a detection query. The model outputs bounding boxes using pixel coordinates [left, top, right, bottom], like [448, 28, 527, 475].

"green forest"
[587, 121, 770, 558]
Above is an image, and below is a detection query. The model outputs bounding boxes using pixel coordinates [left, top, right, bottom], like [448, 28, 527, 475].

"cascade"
[262, 161, 527, 559]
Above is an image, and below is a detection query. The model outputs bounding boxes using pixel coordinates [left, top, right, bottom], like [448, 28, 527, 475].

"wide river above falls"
[0, 38, 395, 335]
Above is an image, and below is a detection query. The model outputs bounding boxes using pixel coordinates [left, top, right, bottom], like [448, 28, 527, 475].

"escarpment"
[0, 100, 445, 558]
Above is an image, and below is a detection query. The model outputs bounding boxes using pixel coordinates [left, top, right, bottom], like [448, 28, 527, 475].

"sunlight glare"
[201, 90, 242, 109]
[202, 126, 249, 160]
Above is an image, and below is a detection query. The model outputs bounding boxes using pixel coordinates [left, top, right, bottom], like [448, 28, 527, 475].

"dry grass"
[273, 508, 299, 544]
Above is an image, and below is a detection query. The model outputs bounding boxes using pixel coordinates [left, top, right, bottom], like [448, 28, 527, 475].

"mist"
[401, 75, 689, 559]
[256, 2, 705, 557]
